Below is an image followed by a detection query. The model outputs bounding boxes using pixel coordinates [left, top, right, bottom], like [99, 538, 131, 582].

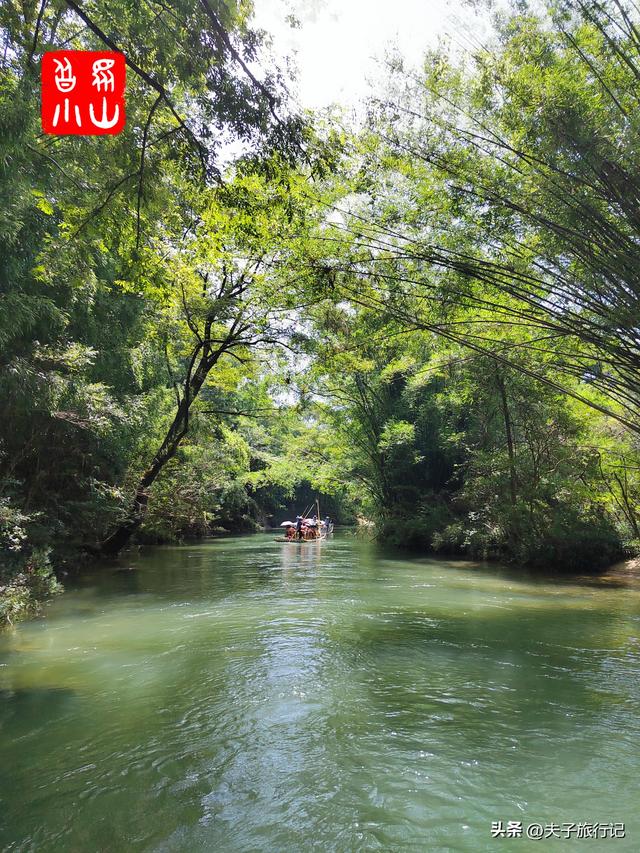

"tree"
[306, 0, 640, 435]
[0, 0, 315, 597]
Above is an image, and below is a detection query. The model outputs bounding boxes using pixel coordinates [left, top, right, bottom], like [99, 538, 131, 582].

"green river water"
[1, 533, 640, 852]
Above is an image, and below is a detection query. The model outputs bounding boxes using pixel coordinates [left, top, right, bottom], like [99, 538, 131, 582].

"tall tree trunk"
[495, 371, 517, 506]
[98, 325, 240, 555]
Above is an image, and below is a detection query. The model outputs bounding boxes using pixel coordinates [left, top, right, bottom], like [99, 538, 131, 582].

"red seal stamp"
[41, 51, 126, 136]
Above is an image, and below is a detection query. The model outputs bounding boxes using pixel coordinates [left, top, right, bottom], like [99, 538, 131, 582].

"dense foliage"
[283, 0, 640, 570]
[2, 0, 639, 625]
[0, 0, 324, 621]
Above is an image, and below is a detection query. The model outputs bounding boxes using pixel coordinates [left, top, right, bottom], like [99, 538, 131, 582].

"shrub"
[0, 500, 61, 627]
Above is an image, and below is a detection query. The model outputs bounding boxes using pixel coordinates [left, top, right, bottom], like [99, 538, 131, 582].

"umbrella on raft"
[280, 521, 295, 527]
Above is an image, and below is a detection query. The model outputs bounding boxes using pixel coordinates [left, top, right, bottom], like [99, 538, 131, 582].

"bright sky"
[252, 0, 493, 111]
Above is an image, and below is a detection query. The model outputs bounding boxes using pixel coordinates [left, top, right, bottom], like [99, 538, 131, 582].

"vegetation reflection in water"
[1, 533, 640, 852]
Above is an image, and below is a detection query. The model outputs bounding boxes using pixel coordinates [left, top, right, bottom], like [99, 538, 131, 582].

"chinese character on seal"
[41, 51, 125, 135]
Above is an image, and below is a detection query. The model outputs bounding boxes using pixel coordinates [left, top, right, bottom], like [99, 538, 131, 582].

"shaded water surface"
[1, 534, 640, 851]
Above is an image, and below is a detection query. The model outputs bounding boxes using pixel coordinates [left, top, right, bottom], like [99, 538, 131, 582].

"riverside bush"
[0, 500, 61, 627]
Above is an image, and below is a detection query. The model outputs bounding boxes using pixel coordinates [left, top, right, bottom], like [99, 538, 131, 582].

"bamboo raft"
[275, 500, 333, 543]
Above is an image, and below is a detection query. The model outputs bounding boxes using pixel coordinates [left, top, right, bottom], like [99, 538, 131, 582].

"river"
[1, 533, 639, 851]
